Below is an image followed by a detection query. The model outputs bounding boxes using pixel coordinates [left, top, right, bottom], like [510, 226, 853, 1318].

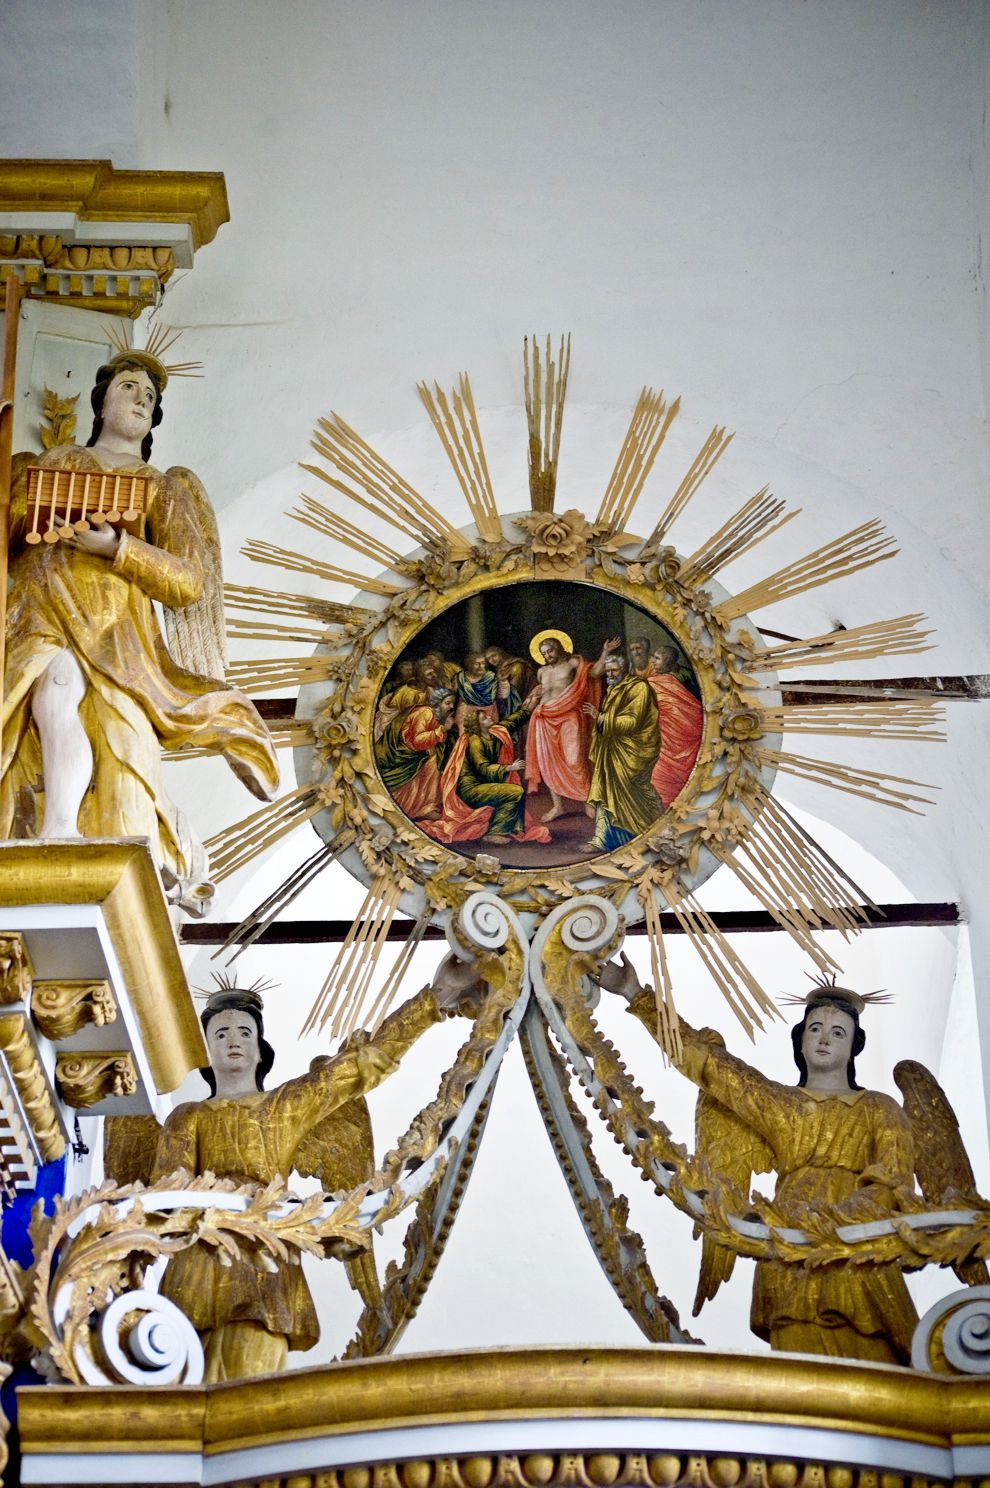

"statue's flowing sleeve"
[273, 987, 445, 1169]
[627, 989, 799, 1155]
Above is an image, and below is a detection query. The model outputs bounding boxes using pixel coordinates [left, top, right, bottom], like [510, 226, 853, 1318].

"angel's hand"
[431, 951, 484, 1011]
[595, 951, 642, 1003]
[66, 525, 120, 559]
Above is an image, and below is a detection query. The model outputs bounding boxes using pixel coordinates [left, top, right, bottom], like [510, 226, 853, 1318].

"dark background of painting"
[383, 579, 692, 683]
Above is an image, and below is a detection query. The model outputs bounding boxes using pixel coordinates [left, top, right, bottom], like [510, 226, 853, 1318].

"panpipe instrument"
[23, 466, 152, 544]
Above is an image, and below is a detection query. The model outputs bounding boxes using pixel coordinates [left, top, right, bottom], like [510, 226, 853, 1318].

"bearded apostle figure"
[584, 651, 663, 850]
[0, 349, 278, 914]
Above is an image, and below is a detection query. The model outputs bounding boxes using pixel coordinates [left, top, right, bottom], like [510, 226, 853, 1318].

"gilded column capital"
[32, 980, 117, 1042]
[55, 1052, 137, 1110]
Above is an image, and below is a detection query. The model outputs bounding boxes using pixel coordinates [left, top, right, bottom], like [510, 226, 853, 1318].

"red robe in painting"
[647, 673, 703, 806]
[422, 726, 551, 844]
[525, 656, 601, 802]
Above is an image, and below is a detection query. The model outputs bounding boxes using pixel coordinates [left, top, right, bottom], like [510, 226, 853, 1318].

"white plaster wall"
[3, 0, 990, 1358]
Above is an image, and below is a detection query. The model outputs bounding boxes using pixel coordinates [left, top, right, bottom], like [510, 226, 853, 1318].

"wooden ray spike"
[242, 539, 401, 597]
[302, 456, 429, 550]
[754, 746, 936, 812]
[713, 520, 898, 623]
[219, 835, 355, 963]
[203, 785, 324, 883]
[224, 655, 345, 693]
[760, 698, 946, 740]
[363, 909, 431, 1034]
[705, 842, 840, 970]
[418, 374, 502, 542]
[659, 876, 775, 1038]
[677, 489, 798, 585]
[524, 333, 571, 513]
[750, 786, 880, 920]
[313, 412, 471, 557]
[596, 388, 680, 535]
[639, 888, 682, 1063]
[302, 875, 406, 1039]
[639, 425, 734, 554]
[747, 614, 934, 671]
[224, 583, 375, 626]
[227, 617, 331, 645]
[288, 496, 405, 571]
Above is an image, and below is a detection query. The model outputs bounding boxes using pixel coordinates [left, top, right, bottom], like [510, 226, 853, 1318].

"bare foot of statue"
[486, 834, 511, 844]
[584, 803, 595, 818]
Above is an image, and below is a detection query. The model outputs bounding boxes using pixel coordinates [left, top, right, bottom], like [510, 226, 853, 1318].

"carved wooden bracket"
[0, 932, 33, 1006]
[32, 980, 117, 1042]
[55, 1052, 137, 1110]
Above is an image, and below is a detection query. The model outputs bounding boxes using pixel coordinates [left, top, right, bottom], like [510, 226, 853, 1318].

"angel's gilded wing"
[163, 465, 226, 681]
[894, 1059, 988, 1286]
[693, 1029, 774, 1315]
[293, 1077, 382, 1305]
[103, 1114, 162, 1186]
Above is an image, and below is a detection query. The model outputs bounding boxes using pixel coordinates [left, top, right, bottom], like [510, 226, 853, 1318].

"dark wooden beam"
[245, 677, 990, 725]
[181, 901, 961, 947]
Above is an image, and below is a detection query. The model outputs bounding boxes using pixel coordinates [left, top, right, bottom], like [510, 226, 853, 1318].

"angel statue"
[0, 345, 278, 912]
[103, 954, 481, 1383]
[598, 959, 987, 1365]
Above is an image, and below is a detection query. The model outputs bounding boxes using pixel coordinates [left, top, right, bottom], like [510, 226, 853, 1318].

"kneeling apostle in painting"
[423, 709, 550, 845]
[598, 960, 988, 1364]
[0, 349, 278, 911]
[151, 957, 478, 1381]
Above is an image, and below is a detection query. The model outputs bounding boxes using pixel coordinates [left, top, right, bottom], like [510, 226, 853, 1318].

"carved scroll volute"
[32, 980, 117, 1042]
[55, 1053, 137, 1110]
[533, 896, 623, 1021]
[0, 934, 33, 1006]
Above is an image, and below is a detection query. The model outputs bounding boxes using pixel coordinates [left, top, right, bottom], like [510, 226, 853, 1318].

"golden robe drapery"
[0, 446, 278, 899]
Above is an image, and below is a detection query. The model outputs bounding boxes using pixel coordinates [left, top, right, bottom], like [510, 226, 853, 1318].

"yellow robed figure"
[0, 349, 278, 910]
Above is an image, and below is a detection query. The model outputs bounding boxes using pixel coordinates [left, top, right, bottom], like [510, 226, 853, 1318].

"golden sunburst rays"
[711, 519, 898, 623]
[638, 423, 734, 553]
[745, 614, 934, 671]
[211, 334, 955, 1048]
[217, 836, 354, 963]
[525, 333, 571, 512]
[595, 386, 680, 535]
[676, 487, 797, 586]
[418, 374, 502, 542]
[203, 784, 326, 884]
[307, 412, 472, 557]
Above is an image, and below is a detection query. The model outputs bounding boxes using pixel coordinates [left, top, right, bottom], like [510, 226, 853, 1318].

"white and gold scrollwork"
[912, 1285, 990, 1376]
[532, 912, 990, 1279]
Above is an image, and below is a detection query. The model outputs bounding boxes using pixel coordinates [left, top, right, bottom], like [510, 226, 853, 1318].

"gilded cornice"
[0, 841, 207, 1091]
[16, 1348, 990, 1460]
[0, 160, 228, 250]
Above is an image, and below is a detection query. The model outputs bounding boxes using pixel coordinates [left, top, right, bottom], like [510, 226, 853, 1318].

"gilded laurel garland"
[15, 893, 529, 1387]
[532, 904, 990, 1276]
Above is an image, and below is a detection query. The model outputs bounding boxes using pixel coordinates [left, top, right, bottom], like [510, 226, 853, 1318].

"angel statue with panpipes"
[0, 330, 278, 913]
[102, 955, 481, 1383]
[597, 961, 988, 1365]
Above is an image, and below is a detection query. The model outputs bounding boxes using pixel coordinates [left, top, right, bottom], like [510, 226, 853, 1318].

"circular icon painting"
[373, 580, 703, 867]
